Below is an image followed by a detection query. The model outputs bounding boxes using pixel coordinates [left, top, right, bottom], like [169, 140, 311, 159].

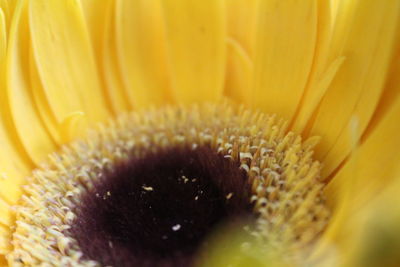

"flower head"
[0, 0, 399, 266]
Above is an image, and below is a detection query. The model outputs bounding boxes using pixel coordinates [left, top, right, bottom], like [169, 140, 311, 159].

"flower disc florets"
[9, 103, 329, 266]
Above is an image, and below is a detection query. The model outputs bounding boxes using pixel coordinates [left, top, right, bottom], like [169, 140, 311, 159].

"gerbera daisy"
[0, 0, 399, 266]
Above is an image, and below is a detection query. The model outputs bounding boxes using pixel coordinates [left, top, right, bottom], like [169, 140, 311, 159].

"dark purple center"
[70, 145, 252, 267]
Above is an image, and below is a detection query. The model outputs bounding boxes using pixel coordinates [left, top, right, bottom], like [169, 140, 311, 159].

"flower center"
[9, 103, 330, 266]
[71, 145, 251, 266]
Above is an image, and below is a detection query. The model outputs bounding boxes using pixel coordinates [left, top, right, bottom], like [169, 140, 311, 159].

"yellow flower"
[0, 0, 399, 266]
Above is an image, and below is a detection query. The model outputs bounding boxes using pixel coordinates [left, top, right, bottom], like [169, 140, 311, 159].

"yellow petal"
[320, 175, 400, 267]
[292, 57, 345, 133]
[224, 38, 253, 106]
[115, 0, 171, 109]
[0, 1, 30, 213]
[81, 0, 130, 114]
[80, 0, 109, 60]
[291, 0, 343, 132]
[224, 0, 257, 106]
[309, 0, 400, 178]
[320, 88, 400, 260]
[327, 92, 400, 209]
[59, 111, 86, 143]
[330, 0, 342, 24]
[252, 0, 317, 121]
[0, 0, 16, 28]
[80, 0, 118, 114]
[29, 0, 110, 126]
[28, 48, 61, 145]
[100, 0, 130, 114]
[162, 0, 226, 103]
[225, 0, 257, 55]
[346, 173, 400, 267]
[362, 33, 400, 139]
[0, 8, 5, 61]
[5, 0, 57, 164]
